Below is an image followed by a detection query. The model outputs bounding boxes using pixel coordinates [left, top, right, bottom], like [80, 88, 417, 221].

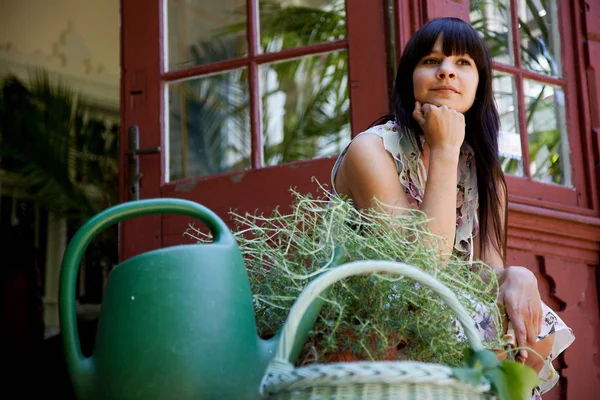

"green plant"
[0, 69, 119, 300]
[186, 180, 506, 367]
[0, 69, 119, 220]
[454, 347, 541, 400]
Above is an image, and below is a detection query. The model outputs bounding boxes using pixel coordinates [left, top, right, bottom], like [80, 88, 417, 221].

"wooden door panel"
[424, 0, 471, 21]
[161, 158, 336, 247]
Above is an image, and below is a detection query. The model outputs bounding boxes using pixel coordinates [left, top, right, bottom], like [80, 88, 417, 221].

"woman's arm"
[335, 102, 464, 257]
[480, 183, 543, 361]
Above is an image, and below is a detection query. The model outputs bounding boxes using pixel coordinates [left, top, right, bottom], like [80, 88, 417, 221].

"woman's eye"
[458, 59, 472, 66]
[423, 58, 439, 65]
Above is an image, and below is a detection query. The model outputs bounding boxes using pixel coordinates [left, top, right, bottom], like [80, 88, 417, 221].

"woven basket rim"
[261, 359, 492, 397]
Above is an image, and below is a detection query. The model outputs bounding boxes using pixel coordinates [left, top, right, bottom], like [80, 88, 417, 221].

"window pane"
[259, 0, 346, 53]
[518, 0, 561, 76]
[524, 79, 570, 185]
[493, 73, 523, 177]
[166, 0, 247, 71]
[470, 0, 514, 65]
[261, 51, 350, 166]
[166, 69, 251, 181]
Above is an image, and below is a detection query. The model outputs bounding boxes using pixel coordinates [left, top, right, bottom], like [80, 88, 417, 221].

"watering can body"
[59, 199, 294, 400]
[86, 246, 265, 399]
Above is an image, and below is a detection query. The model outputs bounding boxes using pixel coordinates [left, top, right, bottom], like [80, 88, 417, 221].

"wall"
[0, 0, 120, 109]
[506, 208, 600, 399]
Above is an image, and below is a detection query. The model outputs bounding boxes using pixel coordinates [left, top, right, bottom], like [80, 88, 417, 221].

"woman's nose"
[437, 60, 456, 80]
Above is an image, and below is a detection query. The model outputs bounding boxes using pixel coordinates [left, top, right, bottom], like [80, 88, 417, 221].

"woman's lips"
[431, 85, 458, 93]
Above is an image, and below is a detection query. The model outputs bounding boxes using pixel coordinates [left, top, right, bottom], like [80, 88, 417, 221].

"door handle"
[128, 125, 160, 201]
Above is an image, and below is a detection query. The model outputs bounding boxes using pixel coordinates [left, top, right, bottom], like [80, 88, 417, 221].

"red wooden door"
[119, 0, 390, 259]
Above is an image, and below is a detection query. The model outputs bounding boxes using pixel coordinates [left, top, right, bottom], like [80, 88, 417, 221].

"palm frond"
[0, 68, 118, 220]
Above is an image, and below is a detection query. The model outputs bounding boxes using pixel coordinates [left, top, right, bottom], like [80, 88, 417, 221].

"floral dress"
[330, 120, 575, 399]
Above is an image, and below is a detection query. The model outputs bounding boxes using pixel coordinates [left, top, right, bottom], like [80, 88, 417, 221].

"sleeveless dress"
[330, 120, 575, 399]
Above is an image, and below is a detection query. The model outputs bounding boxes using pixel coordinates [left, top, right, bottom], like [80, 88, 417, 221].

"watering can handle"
[59, 198, 233, 381]
[274, 260, 484, 362]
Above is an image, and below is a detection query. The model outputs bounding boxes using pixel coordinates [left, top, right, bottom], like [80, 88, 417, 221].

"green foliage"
[258, 1, 349, 166]
[171, 68, 251, 179]
[187, 180, 505, 367]
[0, 69, 119, 220]
[258, 1, 346, 53]
[453, 348, 542, 400]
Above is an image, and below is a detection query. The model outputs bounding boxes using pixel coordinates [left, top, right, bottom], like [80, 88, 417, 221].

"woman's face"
[412, 35, 479, 113]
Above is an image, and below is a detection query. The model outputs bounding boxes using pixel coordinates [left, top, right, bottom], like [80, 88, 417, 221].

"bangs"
[408, 18, 487, 70]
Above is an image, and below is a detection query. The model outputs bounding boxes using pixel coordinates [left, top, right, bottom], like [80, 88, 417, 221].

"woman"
[330, 17, 574, 398]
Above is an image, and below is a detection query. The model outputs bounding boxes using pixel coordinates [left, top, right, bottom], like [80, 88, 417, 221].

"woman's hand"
[412, 101, 465, 155]
[497, 266, 543, 360]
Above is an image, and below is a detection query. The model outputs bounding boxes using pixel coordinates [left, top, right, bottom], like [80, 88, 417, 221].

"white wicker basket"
[259, 260, 499, 400]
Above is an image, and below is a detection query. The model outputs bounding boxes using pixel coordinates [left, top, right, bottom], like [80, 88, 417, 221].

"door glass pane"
[166, 69, 251, 181]
[524, 79, 570, 186]
[259, 0, 346, 53]
[470, 0, 514, 65]
[494, 73, 523, 177]
[261, 50, 350, 165]
[518, 0, 561, 76]
[166, 0, 247, 71]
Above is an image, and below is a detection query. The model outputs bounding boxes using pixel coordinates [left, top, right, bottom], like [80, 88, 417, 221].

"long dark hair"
[374, 17, 507, 262]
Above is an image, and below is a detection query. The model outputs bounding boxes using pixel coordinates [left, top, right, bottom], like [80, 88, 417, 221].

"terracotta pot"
[297, 329, 410, 365]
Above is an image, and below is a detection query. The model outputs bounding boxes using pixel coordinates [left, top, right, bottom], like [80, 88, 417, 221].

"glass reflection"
[524, 79, 570, 185]
[470, 0, 514, 65]
[166, 0, 247, 71]
[518, 0, 561, 76]
[471, 0, 561, 76]
[166, 69, 251, 181]
[493, 73, 523, 177]
[259, 0, 346, 53]
[260, 50, 350, 165]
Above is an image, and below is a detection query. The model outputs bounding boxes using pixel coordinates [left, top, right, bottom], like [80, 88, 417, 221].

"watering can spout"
[261, 289, 331, 364]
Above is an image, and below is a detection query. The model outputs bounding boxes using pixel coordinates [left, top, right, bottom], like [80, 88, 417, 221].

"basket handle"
[275, 260, 484, 361]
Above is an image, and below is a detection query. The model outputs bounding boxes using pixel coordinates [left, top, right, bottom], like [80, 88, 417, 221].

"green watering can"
[59, 198, 325, 400]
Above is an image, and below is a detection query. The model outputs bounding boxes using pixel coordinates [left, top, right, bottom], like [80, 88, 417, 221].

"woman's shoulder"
[361, 120, 402, 138]
[355, 120, 420, 160]
[331, 120, 416, 180]
[330, 120, 404, 193]
[340, 125, 394, 167]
